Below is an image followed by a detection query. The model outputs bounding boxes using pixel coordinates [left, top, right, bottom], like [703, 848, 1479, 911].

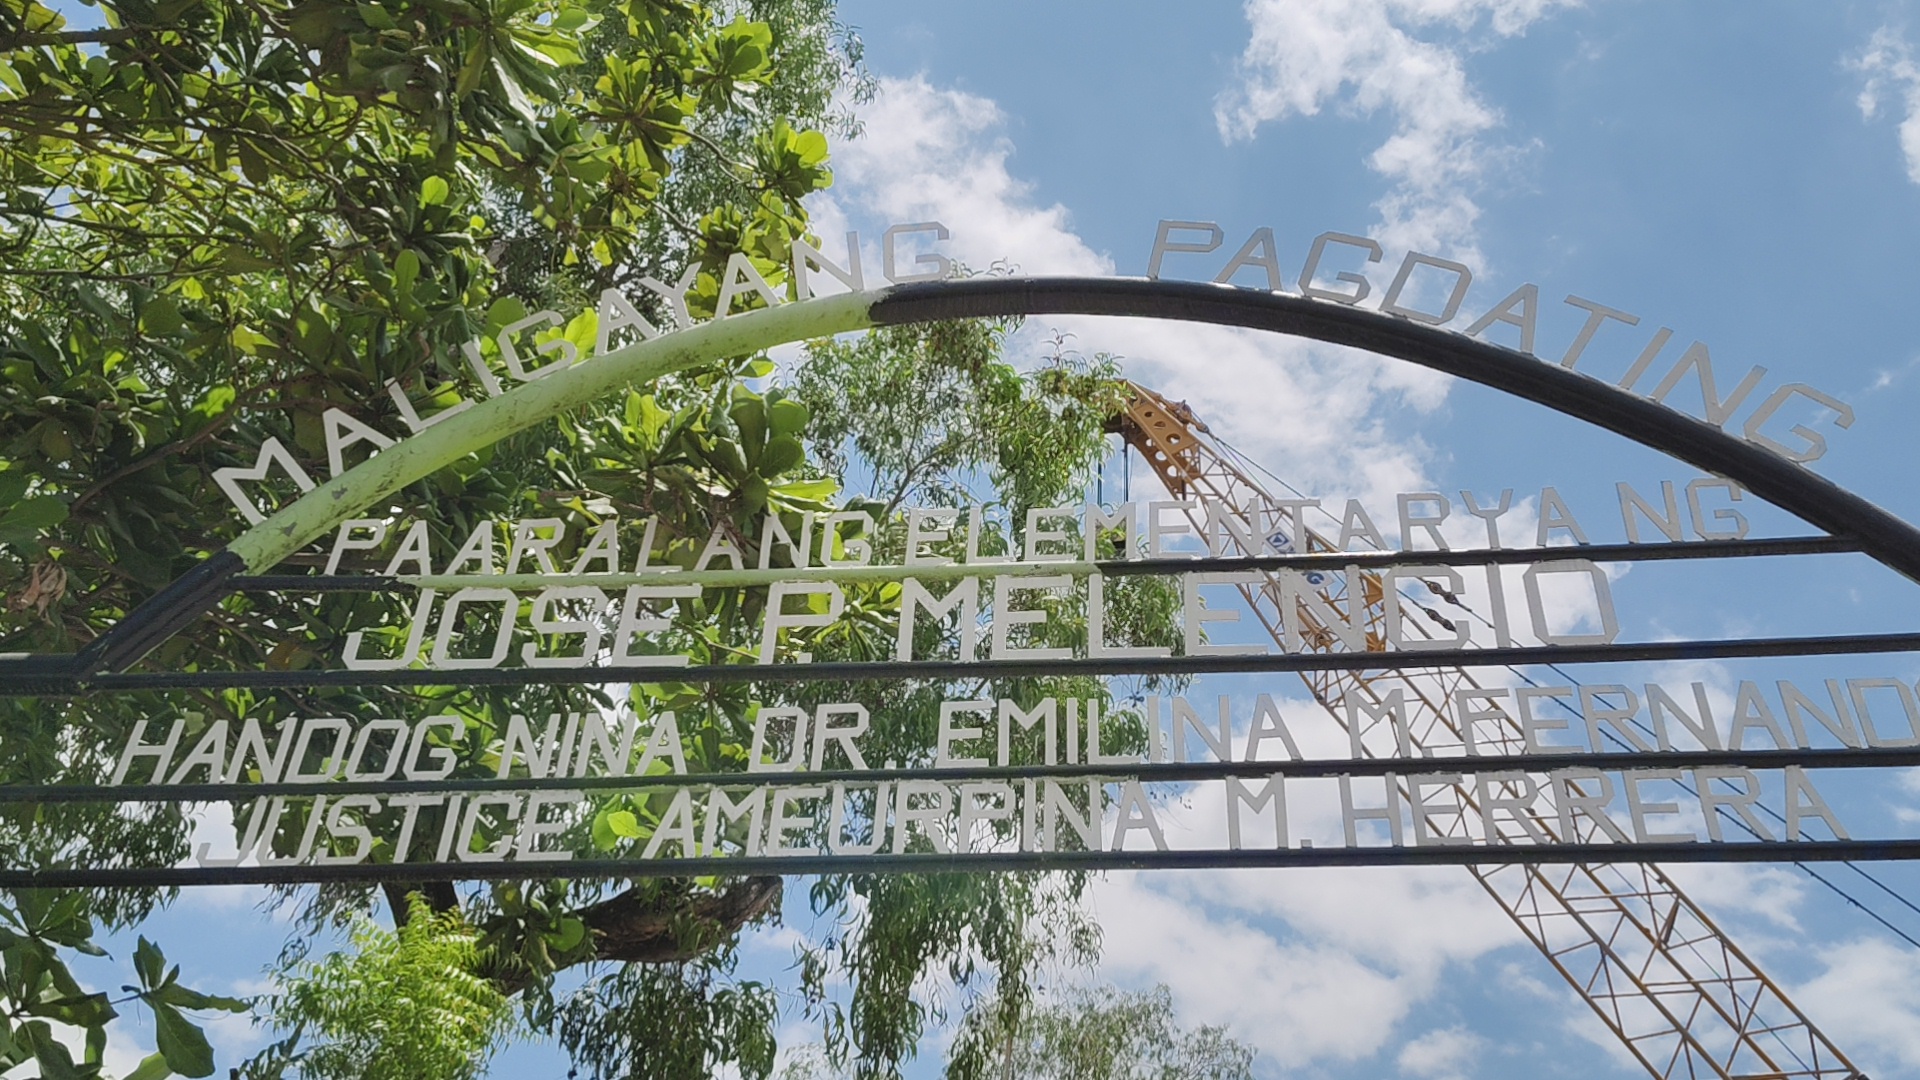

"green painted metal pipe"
[226, 290, 879, 573]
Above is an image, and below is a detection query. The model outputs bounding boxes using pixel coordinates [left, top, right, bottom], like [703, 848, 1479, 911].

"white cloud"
[1085, 783, 1524, 1063]
[1661, 863, 1807, 931]
[1214, 0, 1578, 258]
[1853, 25, 1920, 185]
[1796, 937, 1920, 1071]
[813, 76, 1456, 507]
[818, 75, 1110, 277]
[1090, 871, 1440, 1063]
[1397, 1025, 1488, 1079]
[1063, 316, 1449, 508]
[205, 1003, 271, 1068]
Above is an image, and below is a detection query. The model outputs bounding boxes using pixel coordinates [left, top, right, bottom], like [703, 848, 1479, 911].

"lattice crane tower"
[1107, 380, 1865, 1080]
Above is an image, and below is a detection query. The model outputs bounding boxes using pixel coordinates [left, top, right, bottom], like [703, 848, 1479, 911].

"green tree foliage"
[781, 983, 1258, 1080]
[0, 890, 246, 1080]
[0, 0, 851, 643]
[792, 320, 1133, 516]
[771, 320, 1184, 1075]
[248, 895, 512, 1080]
[0, 0, 859, 1070]
[537, 322, 1182, 1078]
[946, 983, 1257, 1080]
[558, 950, 779, 1080]
[0, 0, 1182, 1076]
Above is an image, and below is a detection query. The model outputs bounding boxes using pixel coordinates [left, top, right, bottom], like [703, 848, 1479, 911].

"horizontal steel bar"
[12, 840, 1920, 889]
[238, 574, 402, 593]
[227, 536, 1865, 594]
[24, 745, 1920, 804]
[1109, 535, 1866, 572]
[18, 629, 1920, 695]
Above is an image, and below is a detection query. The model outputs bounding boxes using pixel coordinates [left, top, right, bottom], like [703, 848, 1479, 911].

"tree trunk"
[487, 875, 785, 995]
[577, 875, 784, 963]
[383, 880, 459, 923]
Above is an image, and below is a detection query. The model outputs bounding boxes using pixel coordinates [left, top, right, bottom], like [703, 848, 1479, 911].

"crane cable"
[1195, 438, 1901, 1076]
[1204, 443, 1899, 1077]
[1391, 522, 1920, 952]
[1416, 538, 1920, 955]
[1204, 434, 1920, 953]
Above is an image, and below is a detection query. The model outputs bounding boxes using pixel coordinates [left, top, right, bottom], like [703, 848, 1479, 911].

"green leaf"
[151, 1003, 216, 1078]
[393, 249, 421, 296]
[22, 1020, 82, 1080]
[219, 244, 276, 274]
[793, 129, 829, 167]
[355, 2, 397, 30]
[190, 385, 236, 422]
[635, 394, 670, 444]
[133, 937, 165, 990]
[139, 296, 184, 335]
[229, 326, 272, 354]
[708, 17, 772, 80]
[151, 983, 248, 1012]
[0, 471, 28, 508]
[24, 991, 115, 1028]
[18, 0, 63, 32]
[759, 435, 803, 477]
[484, 295, 529, 332]
[24, 892, 95, 949]
[606, 810, 643, 838]
[590, 809, 619, 851]
[123, 1051, 172, 1080]
[740, 474, 768, 513]
[767, 397, 809, 438]
[773, 477, 838, 503]
[551, 6, 595, 32]
[729, 393, 767, 450]
[419, 175, 450, 207]
[0, 494, 68, 533]
[560, 307, 597, 356]
[548, 916, 586, 953]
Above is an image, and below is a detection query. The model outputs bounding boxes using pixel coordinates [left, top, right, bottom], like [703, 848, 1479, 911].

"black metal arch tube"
[872, 277, 1920, 583]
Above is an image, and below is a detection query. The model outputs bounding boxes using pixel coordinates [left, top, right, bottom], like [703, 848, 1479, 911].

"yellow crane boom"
[1109, 380, 1865, 1080]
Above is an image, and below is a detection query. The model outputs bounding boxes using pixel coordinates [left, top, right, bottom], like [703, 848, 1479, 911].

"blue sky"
[785, 1, 1920, 1077]
[76, 2, 1920, 1077]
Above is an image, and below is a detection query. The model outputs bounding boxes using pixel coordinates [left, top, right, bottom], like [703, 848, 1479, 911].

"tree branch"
[383, 880, 460, 925]
[490, 876, 784, 996]
[578, 875, 782, 964]
[4, 27, 148, 48]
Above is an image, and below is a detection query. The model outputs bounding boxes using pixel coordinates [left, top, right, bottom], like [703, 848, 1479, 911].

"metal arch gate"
[3, 276, 1915, 1080]
[9, 275, 1919, 684]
